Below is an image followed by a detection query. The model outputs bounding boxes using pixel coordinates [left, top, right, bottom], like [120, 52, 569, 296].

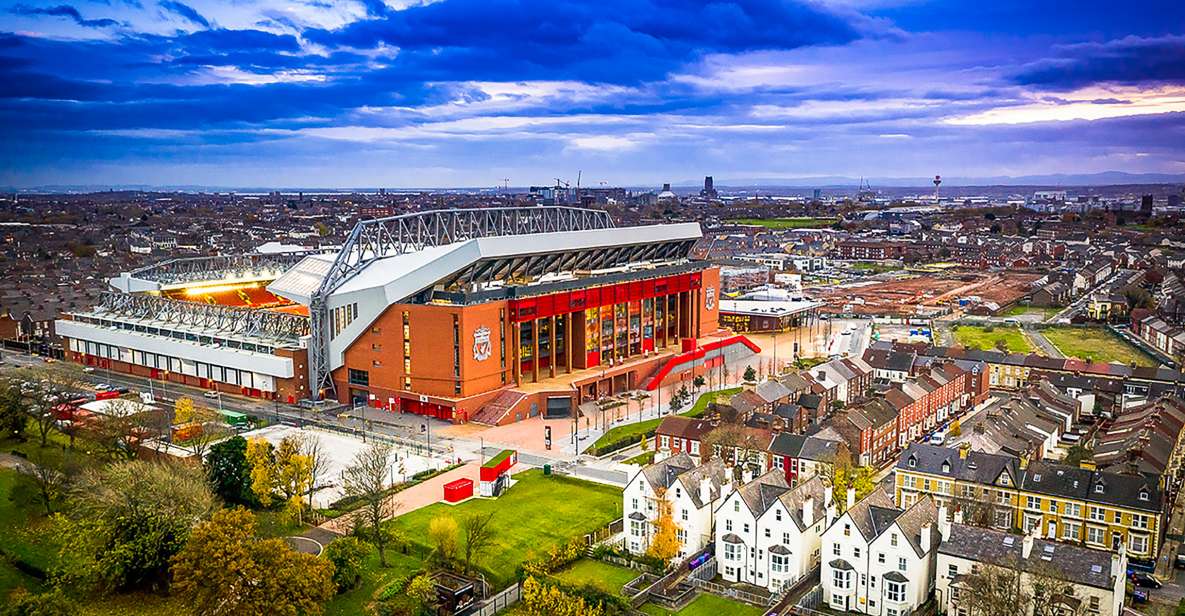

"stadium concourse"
[55, 207, 761, 427]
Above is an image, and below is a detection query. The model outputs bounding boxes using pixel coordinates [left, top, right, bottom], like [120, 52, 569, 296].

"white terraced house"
[623, 453, 731, 560]
[822, 487, 939, 616]
[715, 470, 835, 592]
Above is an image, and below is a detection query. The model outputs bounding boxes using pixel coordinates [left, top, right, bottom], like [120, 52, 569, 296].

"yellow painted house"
[895, 443, 1163, 562]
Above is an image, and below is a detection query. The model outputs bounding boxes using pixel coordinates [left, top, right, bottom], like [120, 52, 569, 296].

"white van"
[929, 431, 947, 446]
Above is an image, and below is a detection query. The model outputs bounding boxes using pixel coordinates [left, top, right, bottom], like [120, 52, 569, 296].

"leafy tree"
[322, 536, 368, 593]
[692, 375, 705, 390]
[246, 437, 277, 507]
[274, 436, 314, 523]
[87, 396, 160, 460]
[0, 379, 26, 440]
[743, 365, 757, 382]
[949, 419, 962, 437]
[701, 424, 751, 464]
[428, 515, 459, 565]
[461, 511, 496, 575]
[65, 460, 216, 592]
[171, 508, 335, 615]
[1064, 444, 1094, 467]
[206, 435, 255, 506]
[646, 488, 681, 566]
[406, 574, 439, 614]
[341, 441, 400, 566]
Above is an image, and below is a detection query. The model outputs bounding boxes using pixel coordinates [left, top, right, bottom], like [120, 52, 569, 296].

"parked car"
[1131, 589, 1149, 604]
[1176, 550, 1185, 569]
[203, 390, 220, 399]
[1132, 572, 1163, 589]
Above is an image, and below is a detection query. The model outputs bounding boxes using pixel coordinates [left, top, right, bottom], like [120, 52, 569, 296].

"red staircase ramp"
[471, 390, 528, 426]
[642, 335, 761, 391]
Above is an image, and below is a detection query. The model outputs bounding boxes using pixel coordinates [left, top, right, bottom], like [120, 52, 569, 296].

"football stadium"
[56, 207, 766, 425]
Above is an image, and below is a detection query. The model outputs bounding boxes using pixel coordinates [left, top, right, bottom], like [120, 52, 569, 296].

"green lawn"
[727, 217, 838, 229]
[254, 508, 309, 539]
[1042, 327, 1157, 367]
[1002, 304, 1060, 319]
[641, 593, 767, 616]
[589, 387, 742, 454]
[951, 325, 1035, 354]
[385, 469, 620, 587]
[550, 558, 640, 596]
[624, 451, 656, 466]
[0, 468, 62, 582]
[851, 262, 902, 274]
[323, 546, 424, 616]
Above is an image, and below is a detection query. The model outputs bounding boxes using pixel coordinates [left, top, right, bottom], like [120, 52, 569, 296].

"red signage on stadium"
[507, 272, 701, 323]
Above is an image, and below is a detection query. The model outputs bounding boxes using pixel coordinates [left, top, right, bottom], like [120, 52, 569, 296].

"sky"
[1, 0, 1184, 188]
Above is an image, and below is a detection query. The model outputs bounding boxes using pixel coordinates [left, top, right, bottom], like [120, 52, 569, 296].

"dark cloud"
[10, 4, 121, 28]
[305, 0, 861, 85]
[1013, 35, 1185, 90]
[159, 0, 209, 29]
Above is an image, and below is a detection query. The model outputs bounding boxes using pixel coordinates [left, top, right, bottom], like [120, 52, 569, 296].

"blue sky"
[1, 0, 1183, 187]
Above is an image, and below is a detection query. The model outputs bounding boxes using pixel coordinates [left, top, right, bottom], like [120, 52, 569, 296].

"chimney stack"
[937, 505, 951, 541]
[846, 487, 856, 510]
[803, 496, 815, 527]
[700, 477, 713, 506]
[742, 466, 753, 484]
[1111, 543, 1126, 580]
[1022, 532, 1035, 559]
[920, 523, 933, 553]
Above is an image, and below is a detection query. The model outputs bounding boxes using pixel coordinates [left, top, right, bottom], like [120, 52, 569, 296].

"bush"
[323, 536, 368, 593]
[2, 588, 78, 616]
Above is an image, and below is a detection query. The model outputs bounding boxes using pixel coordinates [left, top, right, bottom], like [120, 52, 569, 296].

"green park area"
[727, 217, 838, 229]
[588, 387, 742, 456]
[385, 469, 621, 588]
[1041, 326, 1157, 367]
[551, 558, 640, 596]
[1001, 304, 1061, 319]
[641, 593, 768, 616]
[951, 324, 1036, 354]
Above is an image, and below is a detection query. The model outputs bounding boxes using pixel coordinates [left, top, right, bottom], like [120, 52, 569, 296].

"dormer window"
[1033, 473, 1042, 482]
[908, 456, 917, 468]
[1094, 483, 1104, 494]
[1139, 488, 1149, 501]
[941, 460, 951, 473]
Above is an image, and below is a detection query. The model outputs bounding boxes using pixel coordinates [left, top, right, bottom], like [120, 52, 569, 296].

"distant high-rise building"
[1141, 194, 1154, 214]
[700, 176, 718, 199]
[813, 188, 822, 201]
[658, 183, 677, 202]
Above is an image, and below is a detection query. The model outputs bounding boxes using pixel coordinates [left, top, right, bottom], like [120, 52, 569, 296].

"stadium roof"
[269, 222, 703, 307]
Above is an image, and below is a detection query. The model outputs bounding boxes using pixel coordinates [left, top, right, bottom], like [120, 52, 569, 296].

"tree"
[0, 379, 26, 440]
[88, 396, 159, 460]
[171, 508, 335, 616]
[66, 460, 216, 592]
[322, 536, 368, 593]
[246, 437, 277, 507]
[646, 488, 682, 566]
[406, 574, 439, 614]
[341, 441, 400, 566]
[701, 423, 750, 464]
[1064, 444, 1093, 467]
[949, 419, 962, 437]
[206, 435, 255, 506]
[955, 563, 1027, 616]
[300, 433, 332, 511]
[173, 398, 228, 461]
[461, 511, 496, 575]
[274, 436, 314, 523]
[743, 365, 757, 382]
[692, 375, 705, 390]
[26, 450, 72, 515]
[428, 514, 459, 565]
[9, 364, 85, 447]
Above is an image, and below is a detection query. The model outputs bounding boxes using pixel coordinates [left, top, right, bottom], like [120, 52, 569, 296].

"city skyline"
[2, 0, 1184, 187]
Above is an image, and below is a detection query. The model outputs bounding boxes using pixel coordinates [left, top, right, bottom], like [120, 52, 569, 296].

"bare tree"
[10, 364, 86, 447]
[955, 563, 1029, 616]
[26, 450, 74, 515]
[341, 441, 400, 566]
[88, 396, 156, 460]
[461, 512, 496, 575]
[299, 433, 331, 510]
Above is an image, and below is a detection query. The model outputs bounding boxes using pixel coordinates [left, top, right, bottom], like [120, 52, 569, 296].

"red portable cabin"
[479, 450, 517, 497]
[443, 478, 474, 503]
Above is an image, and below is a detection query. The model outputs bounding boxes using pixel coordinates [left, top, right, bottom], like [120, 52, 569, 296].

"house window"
[833, 543, 840, 556]
[886, 580, 906, 603]
[948, 564, 957, 578]
[1087, 526, 1106, 545]
[682, 509, 688, 522]
[734, 501, 740, 512]
[724, 542, 742, 561]
[771, 553, 788, 573]
[854, 547, 861, 559]
[898, 557, 907, 571]
[1089, 507, 1105, 522]
[832, 569, 849, 590]
[878, 553, 885, 564]
[348, 369, 369, 386]
[1130, 534, 1149, 554]
[890, 533, 898, 547]
[844, 524, 851, 537]
[726, 520, 733, 532]
[1132, 514, 1149, 530]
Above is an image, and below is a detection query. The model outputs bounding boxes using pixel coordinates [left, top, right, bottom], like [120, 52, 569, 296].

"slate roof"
[842, 486, 898, 541]
[939, 524, 1117, 590]
[775, 475, 831, 531]
[735, 469, 792, 516]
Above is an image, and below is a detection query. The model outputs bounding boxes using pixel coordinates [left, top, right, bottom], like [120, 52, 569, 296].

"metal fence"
[471, 583, 520, 616]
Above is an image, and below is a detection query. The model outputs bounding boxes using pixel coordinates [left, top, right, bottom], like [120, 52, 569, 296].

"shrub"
[323, 536, 369, 593]
[2, 588, 78, 616]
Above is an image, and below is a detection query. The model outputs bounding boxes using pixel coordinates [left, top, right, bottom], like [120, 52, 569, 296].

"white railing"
[473, 583, 520, 616]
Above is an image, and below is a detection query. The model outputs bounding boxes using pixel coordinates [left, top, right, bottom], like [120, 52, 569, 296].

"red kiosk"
[479, 450, 517, 497]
